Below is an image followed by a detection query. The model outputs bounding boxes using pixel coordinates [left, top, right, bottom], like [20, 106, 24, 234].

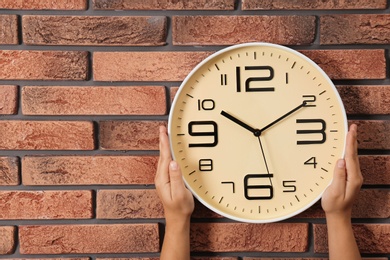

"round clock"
[168, 42, 347, 223]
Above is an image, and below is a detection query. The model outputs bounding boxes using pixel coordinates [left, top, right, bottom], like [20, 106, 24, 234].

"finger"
[345, 124, 359, 174]
[168, 161, 187, 200]
[345, 124, 363, 197]
[156, 126, 172, 186]
[328, 159, 347, 198]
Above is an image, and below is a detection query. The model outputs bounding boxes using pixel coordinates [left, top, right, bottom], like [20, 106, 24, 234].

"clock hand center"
[221, 110, 261, 137]
[259, 101, 307, 133]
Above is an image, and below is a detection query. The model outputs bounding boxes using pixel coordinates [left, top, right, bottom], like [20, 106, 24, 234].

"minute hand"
[259, 101, 307, 134]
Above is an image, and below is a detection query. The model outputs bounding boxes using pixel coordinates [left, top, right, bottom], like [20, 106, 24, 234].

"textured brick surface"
[22, 86, 166, 115]
[193, 258, 238, 260]
[0, 51, 88, 80]
[0, 157, 19, 185]
[300, 50, 385, 79]
[0, 191, 93, 219]
[360, 155, 390, 185]
[93, 52, 212, 81]
[190, 223, 309, 252]
[173, 16, 316, 45]
[19, 224, 159, 254]
[338, 85, 390, 114]
[0, 15, 18, 44]
[97, 189, 163, 219]
[99, 121, 164, 150]
[242, 0, 387, 10]
[97, 258, 160, 260]
[243, 257, 387, 260]
[321, 14, 390, 44]
[314, 224, 390, 254]
[0, 258, 89, 260]
[23, 16, 167, 46]
[0, 2, 389, 259]
[22, 156, 157, 185]
[351, 120, 390, 150]
[0, 121, 94, 150]
[0, 0, 87, 10]
[93, 0, 235, 10]
[0, 85, 18, 115]
[0, 226, 15, 254]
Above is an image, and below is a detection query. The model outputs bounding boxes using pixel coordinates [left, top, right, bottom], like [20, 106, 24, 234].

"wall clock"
[168, 42, 347, 223]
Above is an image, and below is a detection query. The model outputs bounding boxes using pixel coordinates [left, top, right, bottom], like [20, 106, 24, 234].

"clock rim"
[168, 42, 348, 223]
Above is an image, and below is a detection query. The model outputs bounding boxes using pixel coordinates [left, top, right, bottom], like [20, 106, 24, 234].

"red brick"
[0, 85, 18, 115]
[0, 121, 94, 150]
[173, 16, 315, 45]
[243, 257, 387, 260]
[0, 51, 88, 80]
[193, 258, 238, 260]
[244, 258, 328, 260]
[170, 86, 179, 103]
[98, 258, 237, 260]
[193, 199, 223, 219]
[350, 120, 390, 150]
[1, 258, 90, 260]
[0, 15, 18, 44]
[299, 189, 390, 219]
[97, 258, 159, 260]
[0, 226, 16, 254]
[321, 14, 390, 44]
[23, 16, 167, 46]
[22, 156, 157, 185]
[22, 86, 166, 115]
[0, 190, 92, 219]
[97, 190, 163, 219]
[93, 52, 211, 81]
[99, 121, 164, 150]
[19, 224, 159, 254]
[337, 85, 390, 114]
[314, 224, 390, 254]
[0, 0, 87, 10]
[360, 155, 390, 185]
[0, 157, 19, 185]
[93, 0, 235, 10]
[300, 49, 385, 79]
[242, 0, 387, 10]
[190, 223, 308, 252]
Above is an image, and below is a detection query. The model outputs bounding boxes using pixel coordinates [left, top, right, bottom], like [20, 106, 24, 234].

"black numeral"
[199, 159, 213, 171]
[188, 121, 218, 147]
[283, 180, 297, 192]
[244, 174, 273, 200]
[236, 66, 275, 92]
[296, 119, 326, 145]
[303, 95, 316, 107]
[197, 99, 215, 111]
[221, 181, 235, 193]
[304, 157, 317, 168]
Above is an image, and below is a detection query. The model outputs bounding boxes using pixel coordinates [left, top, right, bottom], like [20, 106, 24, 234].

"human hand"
[321, 124, 363, 220]
[155, 125, 194, 225]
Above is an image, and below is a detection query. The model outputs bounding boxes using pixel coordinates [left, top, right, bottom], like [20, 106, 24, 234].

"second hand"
[257, 136, 273, 186]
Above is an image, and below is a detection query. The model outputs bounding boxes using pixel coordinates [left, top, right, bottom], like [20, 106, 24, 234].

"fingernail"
[337, 159, 345, 168]
[170, 161, 178, 170]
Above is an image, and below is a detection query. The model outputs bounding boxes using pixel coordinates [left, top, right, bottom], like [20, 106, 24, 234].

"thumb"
[329, 159, 347, 196]
[168, 161, 187, 197]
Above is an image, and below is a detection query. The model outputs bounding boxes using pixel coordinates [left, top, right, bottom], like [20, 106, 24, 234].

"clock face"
[168, 42, 347, 223]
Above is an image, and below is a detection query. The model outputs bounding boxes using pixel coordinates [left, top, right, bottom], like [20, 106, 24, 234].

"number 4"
[304, 157, 317, 168]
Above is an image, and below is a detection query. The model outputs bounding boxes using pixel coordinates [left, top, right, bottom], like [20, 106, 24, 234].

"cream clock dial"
[169, 42, 347, 223]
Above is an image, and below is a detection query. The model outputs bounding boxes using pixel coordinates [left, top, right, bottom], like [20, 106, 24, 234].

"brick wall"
[0, 0, 389, 259]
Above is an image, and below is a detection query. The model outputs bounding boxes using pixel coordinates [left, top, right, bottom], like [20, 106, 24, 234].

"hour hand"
[221, 110, 260, 136]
